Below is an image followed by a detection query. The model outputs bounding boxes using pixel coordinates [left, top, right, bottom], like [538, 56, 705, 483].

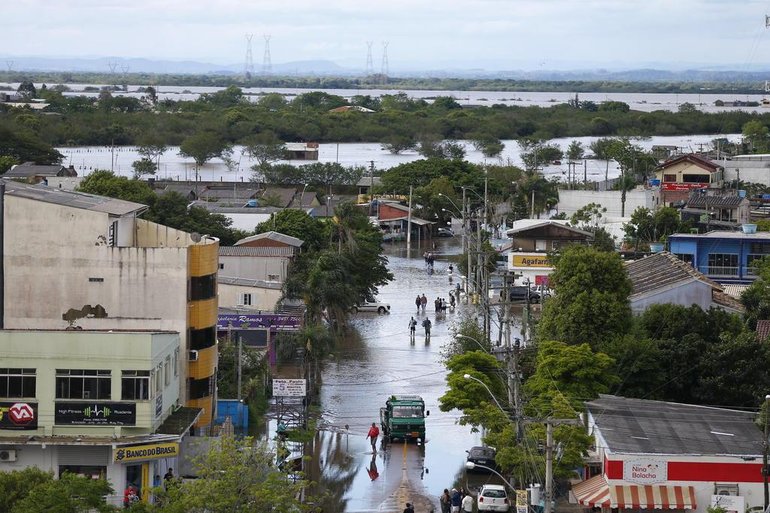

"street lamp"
[300, 183, 309, 208]
[465, 461, 516, 492]
[463, 373, 507, 417]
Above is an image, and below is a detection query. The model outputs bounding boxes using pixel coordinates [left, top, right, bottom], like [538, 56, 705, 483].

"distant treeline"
[0, 70, 767, 95]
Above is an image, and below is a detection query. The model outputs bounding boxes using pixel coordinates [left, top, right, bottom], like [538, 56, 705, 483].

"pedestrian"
[415, 295, 421, 314]
[420, 294, 427, 312]
[451, 488, 462, 513]
[461, 491, 474, 512]
[123, 484, 139, 508]
[366, 422, 380, 452]
[409, 317, 417, 341]
[448, 264, 454, 275]
[434, 297, 441, 311]
[403, 502, 415, 513]
[422, 318, 431, 339]
[449, 294, 455, 308]
[440, 488, 452, 513]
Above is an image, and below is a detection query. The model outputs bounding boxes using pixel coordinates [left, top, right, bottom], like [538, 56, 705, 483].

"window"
[674, 253, 694, 266]
[239, 293, 252, 306]
[189, 274, 216, 301]
[189, 326, 216, 350]
[707, 253, 738, 276]
[188, 376, 215, 400]
[219, 263, 224, 270]
[683, 173, 710, 184]
[164, 357, 171, 386]
[267, 274, 280, 281]
[0, 369, 36, 398]
[56, 369, 111, 400]
[173, 348, 179, 377]
[154, 366, 163, 394]
[663, 174, 677, 182]
[750, 243, 770, 254]
[121, 371, 150, 400]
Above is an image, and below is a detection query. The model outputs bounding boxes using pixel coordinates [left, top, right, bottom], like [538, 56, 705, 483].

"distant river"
[58, 134, 741, 184]
[2, 82, 768, 113]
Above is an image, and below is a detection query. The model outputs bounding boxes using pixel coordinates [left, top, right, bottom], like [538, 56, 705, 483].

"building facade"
[654, 155, 724, 206]
[1, 180, 219, 429]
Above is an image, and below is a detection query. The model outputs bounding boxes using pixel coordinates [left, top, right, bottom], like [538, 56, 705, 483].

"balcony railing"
[705, 266, 739, 277]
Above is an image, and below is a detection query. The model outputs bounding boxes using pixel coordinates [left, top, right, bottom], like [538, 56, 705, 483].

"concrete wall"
[629, 280, 712, 313]
[219, 255, 289, 282]
[723, 157, 770, 186]
[218, 283, 282, 311]
[557, 188, 656, 217]
[0, 330, 180, 435]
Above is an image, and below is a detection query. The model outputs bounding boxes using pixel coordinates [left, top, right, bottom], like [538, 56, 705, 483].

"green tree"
[0, 467, 53, 512]
[131, 157, 157, 179]
[78, 170, 157, 205]
[566, 140, 585, 161]
[255, 209, 327, 252]
[243, 131, 287, 176]
[146, 192, 245, 246]
[11, 471, 114, 513]
[538, 245, 632, 347]
[742, 120, 770, 153]
[438, 350, 506, 429]
[153, 436, 311, 513]
[16, 80, 37, 100]
[179, 131, 232, 180]
[623, 206, 684, 245]
[741, 256, 770, 329]
[0, 125, 63, 165]
[381, 134, 417, 154]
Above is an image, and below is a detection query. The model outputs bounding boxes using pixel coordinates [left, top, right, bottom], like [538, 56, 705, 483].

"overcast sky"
[6, 0, 770, 71]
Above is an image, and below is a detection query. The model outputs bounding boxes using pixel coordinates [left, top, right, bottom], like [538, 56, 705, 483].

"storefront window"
[59, 465, 106, 480]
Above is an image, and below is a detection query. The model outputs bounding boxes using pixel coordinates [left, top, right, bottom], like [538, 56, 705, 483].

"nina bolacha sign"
[623, 459, 667, 484]
[55, 402, 136, 426]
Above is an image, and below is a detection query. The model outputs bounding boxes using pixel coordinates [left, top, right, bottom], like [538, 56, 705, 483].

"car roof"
[481, 484, 506, 491]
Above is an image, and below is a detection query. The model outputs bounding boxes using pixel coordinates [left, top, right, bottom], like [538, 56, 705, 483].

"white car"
[350, 301, 391, 314]
[477, 484, 510, 512]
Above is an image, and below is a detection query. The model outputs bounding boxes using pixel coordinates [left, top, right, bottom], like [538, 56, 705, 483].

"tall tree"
[179, 131, 232, 181]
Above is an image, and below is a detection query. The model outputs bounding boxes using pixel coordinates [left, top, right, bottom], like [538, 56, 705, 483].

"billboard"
[662, 183, 708, 191]
[511, 254, 551, 268]
[272, 379, 307, 397]
[114, 442, 179, 463]
[217, 313, 301, 330]
[55, 402, 136, 426]
[0, 402, 37, 430]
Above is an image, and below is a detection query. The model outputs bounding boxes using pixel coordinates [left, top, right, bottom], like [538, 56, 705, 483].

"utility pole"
[407, 185, 413, 252]
[764, 394, 770, 510]
[483, 169, 488, 230]
[543, 417, 582, 513]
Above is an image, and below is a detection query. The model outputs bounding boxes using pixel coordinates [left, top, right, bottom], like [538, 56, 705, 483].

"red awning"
[572, 476, 697, 510]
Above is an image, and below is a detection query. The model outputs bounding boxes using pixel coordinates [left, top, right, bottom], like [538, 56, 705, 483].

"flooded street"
[308, 238, 497, 512]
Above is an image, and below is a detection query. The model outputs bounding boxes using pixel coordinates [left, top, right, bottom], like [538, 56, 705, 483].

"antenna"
[244, 34, 254, 79]
[262, 34, 272, 75]
[380, 41, 389, 82]
[365, 41, 374, 76]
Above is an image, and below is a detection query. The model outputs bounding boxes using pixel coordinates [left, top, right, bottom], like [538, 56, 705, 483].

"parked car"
[466, 446, 497, 472]
[477, 484, 510, 512]
[508, 286, 541, 303]
[351, 301, 391, 314]
[437, 227, 455, 237]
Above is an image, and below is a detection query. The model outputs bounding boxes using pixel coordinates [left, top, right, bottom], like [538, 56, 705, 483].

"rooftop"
[234, 231, 303, 247]
[657, 154, 722, 172]
[587, 394, 763, 456]
[626, 251, 721, 298]
[218, 276, 283, 289]
[3, 179, 147, 216]
[670, 230, 770, 240]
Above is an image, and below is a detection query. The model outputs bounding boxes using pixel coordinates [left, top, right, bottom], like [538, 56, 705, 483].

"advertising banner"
[272, 379, 307, 397]
[55, 402, 136, 426]
[0, 402, 37, 430]
[114, 442, 179, 463]
[511, 254, 551, 268]
[217, 313, 301, 330]
[662, 183, 708, 191]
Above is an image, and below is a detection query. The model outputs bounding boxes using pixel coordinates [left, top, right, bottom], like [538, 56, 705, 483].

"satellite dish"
[190, 232, 202, 242]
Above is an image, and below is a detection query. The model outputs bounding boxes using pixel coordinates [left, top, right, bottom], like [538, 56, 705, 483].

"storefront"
[573, 395, 765, 513]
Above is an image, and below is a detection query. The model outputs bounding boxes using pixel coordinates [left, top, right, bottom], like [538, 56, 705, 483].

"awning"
[572, 475, 697, 510]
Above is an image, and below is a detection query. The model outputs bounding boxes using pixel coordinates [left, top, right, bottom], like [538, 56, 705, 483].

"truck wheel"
[378, 306, 386, 314]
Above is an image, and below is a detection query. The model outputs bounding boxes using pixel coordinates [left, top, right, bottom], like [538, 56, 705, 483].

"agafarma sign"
[55, 402, 136, 426]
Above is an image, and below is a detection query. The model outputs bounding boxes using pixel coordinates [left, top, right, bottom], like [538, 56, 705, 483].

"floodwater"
[57, 133, 739, 184]
[305, 238, 517, 512]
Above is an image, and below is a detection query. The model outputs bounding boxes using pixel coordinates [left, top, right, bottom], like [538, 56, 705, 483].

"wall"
[723, 157, 770, 186]
[219, 255, 289, 282]
[0, 330, 180, 436]
[557, 189, 655, 217]
[218, 283, 282, 311]
[630, 280, 712, 313]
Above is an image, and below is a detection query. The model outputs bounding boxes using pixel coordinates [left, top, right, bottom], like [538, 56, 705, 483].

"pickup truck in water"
[380, 395, 429, 442]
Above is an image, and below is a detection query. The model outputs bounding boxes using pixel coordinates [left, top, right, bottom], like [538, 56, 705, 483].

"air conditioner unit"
[189, 350, 199, 362]
[0, 450, 17, 462]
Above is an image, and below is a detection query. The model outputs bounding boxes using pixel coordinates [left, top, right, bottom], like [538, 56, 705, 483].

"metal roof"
[587, 394, 763, 456]
[217, 276, 283, 289]
[670, 230, 770, 240]
[2, 179, 148, 216]
[220, 246, 296, 257]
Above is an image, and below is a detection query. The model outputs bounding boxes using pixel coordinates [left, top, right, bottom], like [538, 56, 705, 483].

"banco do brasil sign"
[114, 442, 179, 463]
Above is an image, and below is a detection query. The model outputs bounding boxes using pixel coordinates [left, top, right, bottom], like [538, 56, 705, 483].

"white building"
[573, 395, 765, 513]
[722, 154, 770, 186]
[0, 329, 198, 505]
[557, 188, 657, 218]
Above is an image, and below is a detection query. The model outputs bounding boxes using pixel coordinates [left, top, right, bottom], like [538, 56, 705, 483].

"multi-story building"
[0, 180, 219, 430]
[0, 329, 192, 504]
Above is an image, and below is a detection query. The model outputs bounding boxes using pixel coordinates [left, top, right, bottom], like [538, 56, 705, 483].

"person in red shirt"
[366, 422, 380, 452]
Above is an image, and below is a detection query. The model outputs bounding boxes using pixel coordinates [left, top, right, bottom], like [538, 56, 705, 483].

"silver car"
[350, 301, 391, 314]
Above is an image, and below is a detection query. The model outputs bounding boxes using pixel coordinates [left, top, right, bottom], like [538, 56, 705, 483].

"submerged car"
[351, 301, 391, 314]
[436, 227, 455, 237]
[508, 286, 541, 303]
[466, 446, 497, 472]
[477, 484, 510, 512]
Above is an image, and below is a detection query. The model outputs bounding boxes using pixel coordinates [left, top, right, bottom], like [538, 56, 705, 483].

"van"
[508, 286, 540, 303]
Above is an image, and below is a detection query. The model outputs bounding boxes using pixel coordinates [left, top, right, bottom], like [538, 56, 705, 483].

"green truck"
[380, 395, 429, 442]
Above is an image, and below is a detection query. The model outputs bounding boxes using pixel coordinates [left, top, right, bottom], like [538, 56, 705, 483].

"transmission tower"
[107, 60, 118, 74]
[244, 34, 254, 79]
[262, 35, 272, 75]
[380, 41, 389, 82]
[5, 60, 13, 72]
[365, 41, 374, 76]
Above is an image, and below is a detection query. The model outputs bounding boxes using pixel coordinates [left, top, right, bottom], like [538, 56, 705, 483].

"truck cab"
[379, 395, 429, 442]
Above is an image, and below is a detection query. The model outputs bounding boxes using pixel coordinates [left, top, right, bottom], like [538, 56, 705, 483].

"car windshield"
[482, 489, 506, 499]
[470, 448, 495, 458]
[392, 406, 423, 418]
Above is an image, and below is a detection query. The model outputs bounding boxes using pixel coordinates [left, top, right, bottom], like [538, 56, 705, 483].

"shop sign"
[510, 255, 551, 268]
[662, 183, 708, 191]
[623, 458, 667, 484]
[516, 490, 528, 513]
[217, 314, 301, 330]
[55, 402, 136, 426]
[114, 442, 179, 463]
[0, 402, 37, 430]
[711, 495, 744, 513]
[155, 394, 163, 418]
[272, 379, 306, 397]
